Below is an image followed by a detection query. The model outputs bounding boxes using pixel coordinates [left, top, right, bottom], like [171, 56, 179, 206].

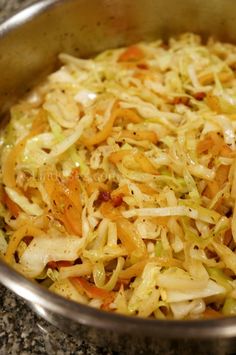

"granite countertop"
[0, 0, 36, 21]
[0, 1, 109, 354]
[0, 286, 105, 355]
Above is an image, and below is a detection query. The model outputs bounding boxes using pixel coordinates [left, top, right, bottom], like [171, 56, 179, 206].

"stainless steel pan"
[0, 1, 236, 353]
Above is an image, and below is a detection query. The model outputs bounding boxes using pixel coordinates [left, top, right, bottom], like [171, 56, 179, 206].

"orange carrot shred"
[197, 132, 234, 158]
[202, 308, 222, 319]
[2, 191, 21, 218]
[80, 106, 142, 147]
[118, 45, 144, 62]
[45, 169, 82, 236]
[70, 277, 115, 302]
[223, 229, 232, 246]
[47, 260, 73, 269]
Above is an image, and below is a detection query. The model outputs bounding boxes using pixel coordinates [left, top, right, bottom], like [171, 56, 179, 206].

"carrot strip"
[109, 150, 131, 164]
[133, 70, 149, 80]
[47, 261, 58, 269]
[45, 170, 82, 236]
[31, 108, 48, 131]
[202, 308, 222, 319]
[223, 229, 232, 246]
[154, 256, 183, 268]
[228, 114, 236, 120]
[115, 108, 142, 124]
[220, 145, 234, 158]
[64, 202, 82, 236]
[153, 216, 170, 226]
[100, 201, 122, 220]
[215, 164, 230, 187]
[197, 132, 234, 158]
[116, 218, 147, 258]
[80, 104, 118, 146]
[2, 191, 21, 218]
[134, 152, 157, 175]
[118, 45, 144, 62]
[111, 184, 130, 198]
[47, 260, 73, 269]
[197, 135, 213, 154]
[53, 194, 82, 236]
[119, 256, 182, 280]
[199, 72, 233, 86]
[205, 93, 221, 113]
[204, 181, 219, 199]
[111, 182, 157, 198]
[70, 277, 114, 301]
[204, 164, 229, 201]
[5, 224, 43, 263]
[134, 183, 157, 195]
[119, 260, 147, 279]
[119, 130, 158, 144]
[65, 169, 82, 213]
[109, 150, 157, 174]
[80, 107, 142, 146]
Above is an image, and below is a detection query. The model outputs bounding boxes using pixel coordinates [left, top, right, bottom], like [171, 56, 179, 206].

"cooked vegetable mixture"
[1, 33, 236, 319]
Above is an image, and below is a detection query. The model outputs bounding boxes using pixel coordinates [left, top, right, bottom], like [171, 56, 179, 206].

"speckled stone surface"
[0, 285, 108, 355]
[0, 0, 37, 21]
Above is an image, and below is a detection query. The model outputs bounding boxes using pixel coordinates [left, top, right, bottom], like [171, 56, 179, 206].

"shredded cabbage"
[5, 187, 43, 216]
[165, 280, 226, 302]
[20, 233, 85, 277]
[1, 33, 236, 320]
